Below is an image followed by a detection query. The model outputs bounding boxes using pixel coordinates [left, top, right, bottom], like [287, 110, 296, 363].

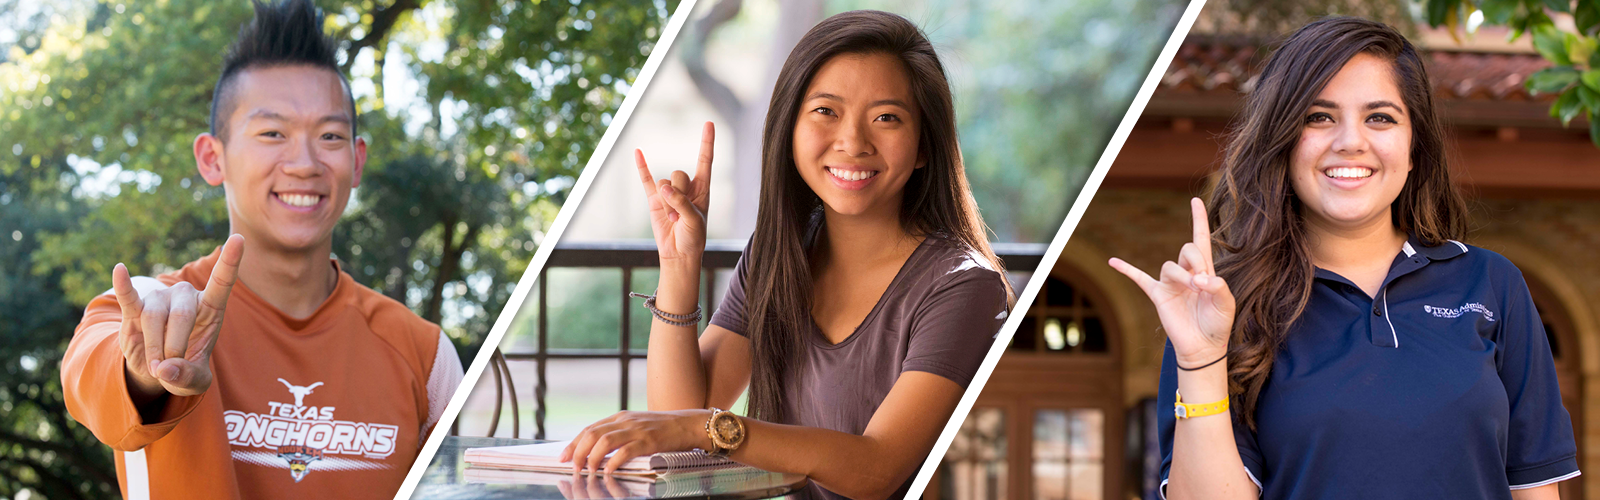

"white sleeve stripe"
[1158, 466, 1262, 499]
[124, 449, 149, 500]
[1509, 470, 1581, 490]
[1244, 467, 1263, 494]
[423, 331, 465, 441]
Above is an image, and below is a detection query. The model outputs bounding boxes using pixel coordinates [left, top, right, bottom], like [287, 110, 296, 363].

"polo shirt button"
[1373, 306, 1383, 317]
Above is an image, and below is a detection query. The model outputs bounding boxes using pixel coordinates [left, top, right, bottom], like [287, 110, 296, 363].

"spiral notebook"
[463, 441, 742, 477]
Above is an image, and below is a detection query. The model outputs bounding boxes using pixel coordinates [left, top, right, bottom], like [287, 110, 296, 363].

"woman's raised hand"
[1108, 198, 1236, 367]
[635, 122, 714, 267]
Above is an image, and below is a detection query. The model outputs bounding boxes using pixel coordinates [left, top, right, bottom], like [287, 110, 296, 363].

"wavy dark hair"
[1207, 17, 1468, 428]
[742, 10, 1006, 423]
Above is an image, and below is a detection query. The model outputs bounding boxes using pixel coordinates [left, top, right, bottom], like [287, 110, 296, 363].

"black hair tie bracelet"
[1176, 352, 1228, 371]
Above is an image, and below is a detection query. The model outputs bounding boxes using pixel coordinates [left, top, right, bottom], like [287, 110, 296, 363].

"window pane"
[1082, 317, 1108, 353]
[1034, 408, 1103, 500]
[1045, 276, 1075, 306]
[1011, 316, 1038, 351]
[543, 268, 624, 350]
[942, 407, 1008, 500]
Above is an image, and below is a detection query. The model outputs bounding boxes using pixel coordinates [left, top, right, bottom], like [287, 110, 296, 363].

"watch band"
[704, 408, 726, 456]
[1174, 389, 1229, 419]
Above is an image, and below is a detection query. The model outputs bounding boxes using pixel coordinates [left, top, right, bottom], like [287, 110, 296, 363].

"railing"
[477, 239, 1047, 440]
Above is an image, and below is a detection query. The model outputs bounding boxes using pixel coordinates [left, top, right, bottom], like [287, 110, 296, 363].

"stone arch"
[1053, 239, 1164, 403]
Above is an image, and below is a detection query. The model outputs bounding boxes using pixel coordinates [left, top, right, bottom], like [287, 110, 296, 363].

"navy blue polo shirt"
[1157, 234, 1579, 499]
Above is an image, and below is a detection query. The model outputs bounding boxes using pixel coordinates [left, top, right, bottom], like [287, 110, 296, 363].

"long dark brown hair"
[1207, 17, 1468, 428]
[741, 10, 1006, 423]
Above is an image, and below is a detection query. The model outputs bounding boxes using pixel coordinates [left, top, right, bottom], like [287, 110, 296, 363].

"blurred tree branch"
[683, 0, 744, 125]
[340, 0, 422, 74]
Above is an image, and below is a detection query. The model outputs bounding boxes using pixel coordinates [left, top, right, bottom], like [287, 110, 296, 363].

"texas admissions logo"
[1423, 302, 1496, 321]
[223, 378, 401, 482]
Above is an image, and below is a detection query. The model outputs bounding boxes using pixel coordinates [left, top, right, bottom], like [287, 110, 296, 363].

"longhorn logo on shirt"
[278, 378, 323, 407]
[224, 378, 402, 482]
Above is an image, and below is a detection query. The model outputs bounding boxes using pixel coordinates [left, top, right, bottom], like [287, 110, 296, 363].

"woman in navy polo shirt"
[1109, 17, 1580, 499]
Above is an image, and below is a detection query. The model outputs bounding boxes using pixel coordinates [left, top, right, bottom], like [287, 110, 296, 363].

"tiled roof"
[1159, 36, 1555, 102]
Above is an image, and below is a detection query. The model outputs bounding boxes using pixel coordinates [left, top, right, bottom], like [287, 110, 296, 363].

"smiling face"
[792, 52, 924, 219]
[1289, 52, 1412, 233]
[197, 64, 365, 254]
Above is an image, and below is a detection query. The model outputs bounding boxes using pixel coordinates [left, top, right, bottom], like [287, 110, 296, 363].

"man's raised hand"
[113, 234, 244, 398]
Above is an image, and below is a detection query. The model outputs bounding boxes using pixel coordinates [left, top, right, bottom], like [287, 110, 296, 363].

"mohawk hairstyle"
[209, 0, 355, 140]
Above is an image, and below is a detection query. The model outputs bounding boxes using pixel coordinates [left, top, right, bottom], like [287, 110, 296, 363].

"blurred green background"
[0, 0, 676, 498]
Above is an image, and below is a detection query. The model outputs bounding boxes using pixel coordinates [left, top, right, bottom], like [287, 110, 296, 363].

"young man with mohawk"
[60, 0, 463, 498]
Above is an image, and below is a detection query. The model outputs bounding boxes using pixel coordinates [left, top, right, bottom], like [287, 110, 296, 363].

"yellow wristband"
[1174, 390, 1228, 419]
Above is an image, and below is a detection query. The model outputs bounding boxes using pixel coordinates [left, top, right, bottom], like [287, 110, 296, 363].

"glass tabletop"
[410, 436, 809, 500]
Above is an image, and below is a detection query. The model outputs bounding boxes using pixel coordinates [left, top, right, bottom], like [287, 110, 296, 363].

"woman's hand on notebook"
[559, 409, 716, 475]
[634, 122, 715, 271]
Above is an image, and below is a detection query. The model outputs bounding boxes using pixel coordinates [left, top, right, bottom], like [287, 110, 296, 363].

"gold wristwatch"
[704, 407, 746, 457]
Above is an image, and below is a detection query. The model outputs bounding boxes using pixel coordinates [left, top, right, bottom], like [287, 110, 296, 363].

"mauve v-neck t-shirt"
[710, 235, 1010, 499]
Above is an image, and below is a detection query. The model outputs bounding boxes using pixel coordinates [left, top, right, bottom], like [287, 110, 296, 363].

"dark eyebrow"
[245, 109, 290, 122]
[245, 109, 352, 126]
[802, 93, 912, 110]
[870, 99, 911, 109]
[1308, 99, 1404, 112]
[1365, 100, 1403, 112]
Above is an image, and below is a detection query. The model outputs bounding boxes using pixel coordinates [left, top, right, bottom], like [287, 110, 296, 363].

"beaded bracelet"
[628, 292, 702, 327]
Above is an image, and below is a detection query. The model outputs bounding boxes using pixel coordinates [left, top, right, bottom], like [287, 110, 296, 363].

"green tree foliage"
[0, 0, 676, 497]
[1424, 0, 1600, 146]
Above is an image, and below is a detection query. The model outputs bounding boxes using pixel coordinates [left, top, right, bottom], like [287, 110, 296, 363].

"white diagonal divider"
[392, 1, 700, 497]
[903, 0, 1209, 496]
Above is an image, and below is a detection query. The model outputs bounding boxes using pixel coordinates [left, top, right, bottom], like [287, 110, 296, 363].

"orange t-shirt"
[61, 249, 463, 499]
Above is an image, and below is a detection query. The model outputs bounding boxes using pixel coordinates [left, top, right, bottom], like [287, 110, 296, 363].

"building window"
[1032, 409, 1105, 500]
[942, 408, 1009, 500]
[1010, 274, 1109, 354]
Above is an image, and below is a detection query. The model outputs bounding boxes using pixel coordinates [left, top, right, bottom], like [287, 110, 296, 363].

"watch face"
[714, 415, 744, 444]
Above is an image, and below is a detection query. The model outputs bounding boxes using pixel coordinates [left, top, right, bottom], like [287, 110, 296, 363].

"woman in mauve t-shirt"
[560, 9, 1012, 500]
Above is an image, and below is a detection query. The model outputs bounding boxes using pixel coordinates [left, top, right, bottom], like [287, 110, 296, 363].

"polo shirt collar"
[1310, 233, 1467, 285]
[1401, 232, 1469, 261]
[1307, 232, 1470, 348]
